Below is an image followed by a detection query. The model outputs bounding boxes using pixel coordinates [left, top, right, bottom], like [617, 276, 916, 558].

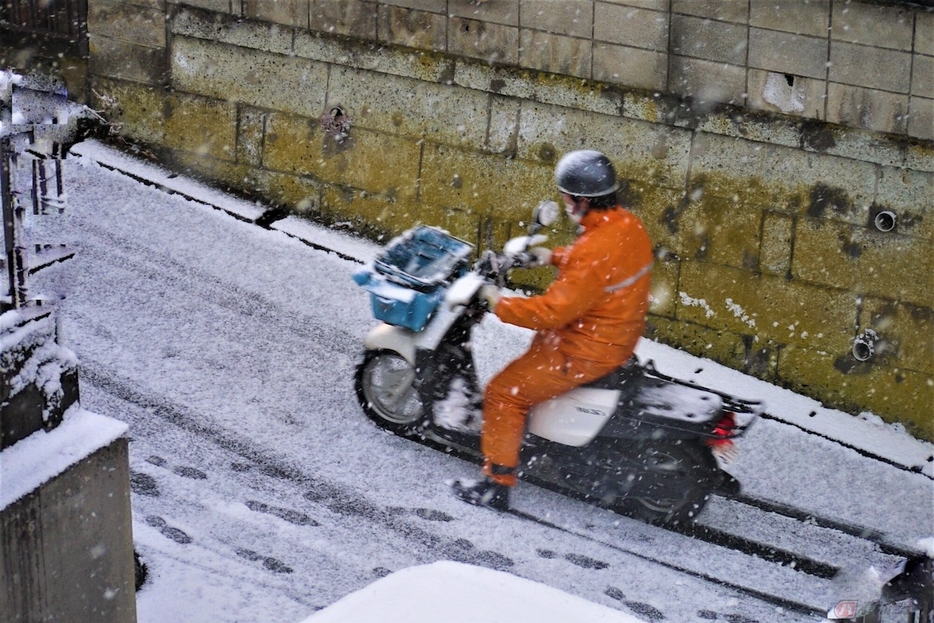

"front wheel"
[617, 441, 719, 526]
[354, 350, 426, 435]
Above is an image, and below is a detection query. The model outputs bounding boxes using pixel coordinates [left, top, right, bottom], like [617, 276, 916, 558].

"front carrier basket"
[354, 226, 473, 332]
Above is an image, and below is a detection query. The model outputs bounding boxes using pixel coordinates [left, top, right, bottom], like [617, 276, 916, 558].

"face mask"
[565, 201, 583, 224]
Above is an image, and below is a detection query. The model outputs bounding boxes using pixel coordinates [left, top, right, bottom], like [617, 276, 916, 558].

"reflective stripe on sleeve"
[604, 262, 652, 293]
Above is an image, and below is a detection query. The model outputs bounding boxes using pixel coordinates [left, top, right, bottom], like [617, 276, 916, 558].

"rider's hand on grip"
[527, 247, 552, 267]
[512, 247, 552, 268]
[478, 285, 501, 310]
[504, 234, 548, 257]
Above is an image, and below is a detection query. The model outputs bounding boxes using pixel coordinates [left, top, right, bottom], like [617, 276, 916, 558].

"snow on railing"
[1, 70, 89, 449]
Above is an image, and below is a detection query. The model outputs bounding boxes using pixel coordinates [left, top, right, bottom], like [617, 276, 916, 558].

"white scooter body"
[362, 272, 620, 448]
[527, 388, 619, 447]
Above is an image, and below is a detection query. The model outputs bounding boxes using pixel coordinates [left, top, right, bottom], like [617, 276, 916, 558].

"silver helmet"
[554, 150, 618, 197]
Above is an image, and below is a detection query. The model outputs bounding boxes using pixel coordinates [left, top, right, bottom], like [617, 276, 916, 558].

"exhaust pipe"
[852, 329, 878, 362]
[873, 210, 896, 232]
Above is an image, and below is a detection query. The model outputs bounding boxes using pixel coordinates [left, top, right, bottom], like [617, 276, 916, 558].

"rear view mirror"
[533, 200, 559, 228]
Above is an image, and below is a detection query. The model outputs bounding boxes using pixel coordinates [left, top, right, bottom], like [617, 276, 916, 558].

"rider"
[451, 150, 654, 510]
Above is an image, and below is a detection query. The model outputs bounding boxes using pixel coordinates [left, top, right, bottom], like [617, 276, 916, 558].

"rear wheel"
[354, 350, 425, 435]
[618, 441, 718, 525]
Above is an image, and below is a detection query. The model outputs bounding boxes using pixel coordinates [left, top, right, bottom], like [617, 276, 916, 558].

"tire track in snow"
[62, 214, 362, 360]
[81, 362, 513, 566]
[82, 360, 831, 621]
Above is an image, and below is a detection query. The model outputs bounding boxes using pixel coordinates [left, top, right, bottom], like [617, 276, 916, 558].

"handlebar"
[474, 249, 540, 288]
[510, 251, 541, 269]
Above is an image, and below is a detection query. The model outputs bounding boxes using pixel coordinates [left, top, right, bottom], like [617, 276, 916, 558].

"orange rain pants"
[481, 333, 621, 486]
[480, 206, 653, 486]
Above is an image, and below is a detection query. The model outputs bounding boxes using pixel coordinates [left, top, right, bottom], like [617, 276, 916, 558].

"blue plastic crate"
[353, 226, 473, 331]
[353, 270, 443, 332]
[374, 226, 472, 289]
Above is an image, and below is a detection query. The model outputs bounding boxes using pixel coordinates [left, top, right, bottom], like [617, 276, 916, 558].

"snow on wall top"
[1, 308, 78, 421]
[0, 408, 128, 510]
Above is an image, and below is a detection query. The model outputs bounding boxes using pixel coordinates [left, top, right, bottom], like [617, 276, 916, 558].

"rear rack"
[640, 359, 763, 432]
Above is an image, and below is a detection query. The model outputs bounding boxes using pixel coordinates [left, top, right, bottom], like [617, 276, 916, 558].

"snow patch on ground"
[304, 560, 645, 623]
[70, 140, 266, 223]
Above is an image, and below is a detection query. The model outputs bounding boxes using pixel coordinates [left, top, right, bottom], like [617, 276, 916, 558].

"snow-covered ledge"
[0, 408, 127, 508]
[0, 409, 137, 622]
[0, 307, 79, 450]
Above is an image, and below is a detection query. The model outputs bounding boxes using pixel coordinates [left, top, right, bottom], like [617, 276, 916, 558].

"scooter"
[352, 203, 762, 524]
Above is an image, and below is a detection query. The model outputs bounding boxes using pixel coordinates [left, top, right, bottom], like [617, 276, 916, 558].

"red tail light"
[706, 412, 737, 448]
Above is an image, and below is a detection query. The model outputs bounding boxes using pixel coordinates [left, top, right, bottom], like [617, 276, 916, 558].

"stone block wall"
[139, 0, 934, 141]
[84, 1, 934, 439]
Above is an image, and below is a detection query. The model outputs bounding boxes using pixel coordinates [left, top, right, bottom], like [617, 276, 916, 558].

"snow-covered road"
[26, 141, 933, 623]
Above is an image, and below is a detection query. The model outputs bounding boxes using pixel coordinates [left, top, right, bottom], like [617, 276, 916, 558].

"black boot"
[450, 477, 510, 511]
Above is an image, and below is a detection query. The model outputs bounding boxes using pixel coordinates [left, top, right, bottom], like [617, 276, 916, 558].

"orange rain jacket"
[494, 206, 653, 366]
